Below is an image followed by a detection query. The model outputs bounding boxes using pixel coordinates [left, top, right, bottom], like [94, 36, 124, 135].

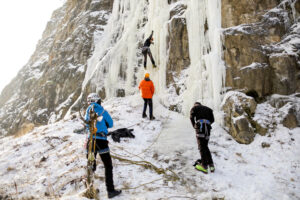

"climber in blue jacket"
[85, 93, 121, 199]
[85, 98, 113, 140]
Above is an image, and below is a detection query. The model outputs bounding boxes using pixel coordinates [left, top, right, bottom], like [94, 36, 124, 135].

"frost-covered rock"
[221, 91, 257, 144]
[222, 91, 299, 144]
[269, 93, 300, 128]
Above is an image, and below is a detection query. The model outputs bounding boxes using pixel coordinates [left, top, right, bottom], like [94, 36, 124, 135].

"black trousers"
[196, 136, 213, 167]
[87, 139, 115, 192]
[143, 98, 153, 117]
[142, 47, 155, 68]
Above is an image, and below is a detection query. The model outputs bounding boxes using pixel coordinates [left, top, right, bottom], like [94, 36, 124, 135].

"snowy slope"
[0, 96, 299, 200]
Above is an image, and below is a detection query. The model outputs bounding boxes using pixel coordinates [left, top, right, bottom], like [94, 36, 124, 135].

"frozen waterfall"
[81, 0, 225, 121]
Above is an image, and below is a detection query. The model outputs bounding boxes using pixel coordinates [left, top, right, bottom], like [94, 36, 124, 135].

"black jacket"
[190, 104, 214, 128]
[143, 32, 153, 47]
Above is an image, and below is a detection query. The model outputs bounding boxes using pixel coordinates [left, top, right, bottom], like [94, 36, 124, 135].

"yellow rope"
[121, 178, 163, 190]
[110, 154, 180, 182]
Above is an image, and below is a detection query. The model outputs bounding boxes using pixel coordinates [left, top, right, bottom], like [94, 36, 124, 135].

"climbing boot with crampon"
[195, 164, 208, 174]
[108, 190, 122, 199]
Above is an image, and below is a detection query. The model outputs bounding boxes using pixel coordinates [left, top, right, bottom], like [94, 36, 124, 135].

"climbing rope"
[84, 106, 100, 200]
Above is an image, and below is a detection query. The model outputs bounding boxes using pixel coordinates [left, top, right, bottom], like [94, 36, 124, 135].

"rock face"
[166, 3, 190, 85]
[222, 0, 300, 143]
[0, 0, 114, 136]
[223, 0, 300, 97]
[222, 0, 280, 27]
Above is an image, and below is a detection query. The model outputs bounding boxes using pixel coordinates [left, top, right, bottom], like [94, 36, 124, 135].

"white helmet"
[87, 93, 101, 104]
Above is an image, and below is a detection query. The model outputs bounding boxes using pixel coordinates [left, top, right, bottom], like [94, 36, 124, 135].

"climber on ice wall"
[142, 30, 157, 69]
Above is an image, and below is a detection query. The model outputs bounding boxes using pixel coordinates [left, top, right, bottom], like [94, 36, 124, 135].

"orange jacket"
[139, 79, 155, 99]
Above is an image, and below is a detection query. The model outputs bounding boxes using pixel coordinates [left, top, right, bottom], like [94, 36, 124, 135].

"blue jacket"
[85, 102, 113, 140]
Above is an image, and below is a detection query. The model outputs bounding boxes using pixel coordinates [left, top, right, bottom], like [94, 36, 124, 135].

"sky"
[0, 0, 64, 93]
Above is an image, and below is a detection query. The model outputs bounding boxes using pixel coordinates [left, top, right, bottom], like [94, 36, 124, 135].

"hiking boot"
[209, 164, 215, 173]
[108, 190, 122, 199]
[150, 116, 156, 120]
[195, 164, 208, 174]
[142, 113, 147, 118]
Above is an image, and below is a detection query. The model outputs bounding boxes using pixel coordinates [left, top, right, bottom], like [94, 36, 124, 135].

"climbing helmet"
[87, 93, 101, 104]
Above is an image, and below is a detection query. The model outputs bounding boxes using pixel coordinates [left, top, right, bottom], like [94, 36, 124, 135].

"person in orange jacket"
[139, 72, 155, 120]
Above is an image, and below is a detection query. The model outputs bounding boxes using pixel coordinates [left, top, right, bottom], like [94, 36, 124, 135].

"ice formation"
[81, 0, 225, 120]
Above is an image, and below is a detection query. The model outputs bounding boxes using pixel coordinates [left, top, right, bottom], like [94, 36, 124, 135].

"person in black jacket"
[142, 31, 157, 69]
[190, 102, 215, 174]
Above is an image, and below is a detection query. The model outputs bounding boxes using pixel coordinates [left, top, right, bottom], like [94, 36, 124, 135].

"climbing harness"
[196, 119, 211, 140]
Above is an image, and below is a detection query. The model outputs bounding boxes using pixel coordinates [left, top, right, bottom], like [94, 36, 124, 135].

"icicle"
[83, 0, 148, 97]
[184, 0, 225, 122]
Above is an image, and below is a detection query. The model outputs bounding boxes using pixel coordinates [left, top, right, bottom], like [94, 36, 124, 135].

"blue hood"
[85, 102, 113, 140]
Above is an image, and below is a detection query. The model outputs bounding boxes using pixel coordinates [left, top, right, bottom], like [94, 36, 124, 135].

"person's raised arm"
[147, 30, 154, 40]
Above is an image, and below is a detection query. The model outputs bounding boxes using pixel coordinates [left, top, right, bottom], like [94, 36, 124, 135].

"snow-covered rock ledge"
[222, 91, 299, 144]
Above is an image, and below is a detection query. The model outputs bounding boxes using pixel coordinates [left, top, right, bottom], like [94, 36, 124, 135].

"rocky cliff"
[0, 0, 114, 136]
[0, 0, 299, 143]
[222, 0, 300, 143]
[223, 0, 300, 97]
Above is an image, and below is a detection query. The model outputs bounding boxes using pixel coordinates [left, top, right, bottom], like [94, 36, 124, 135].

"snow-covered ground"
[0, 96, 299, 200]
